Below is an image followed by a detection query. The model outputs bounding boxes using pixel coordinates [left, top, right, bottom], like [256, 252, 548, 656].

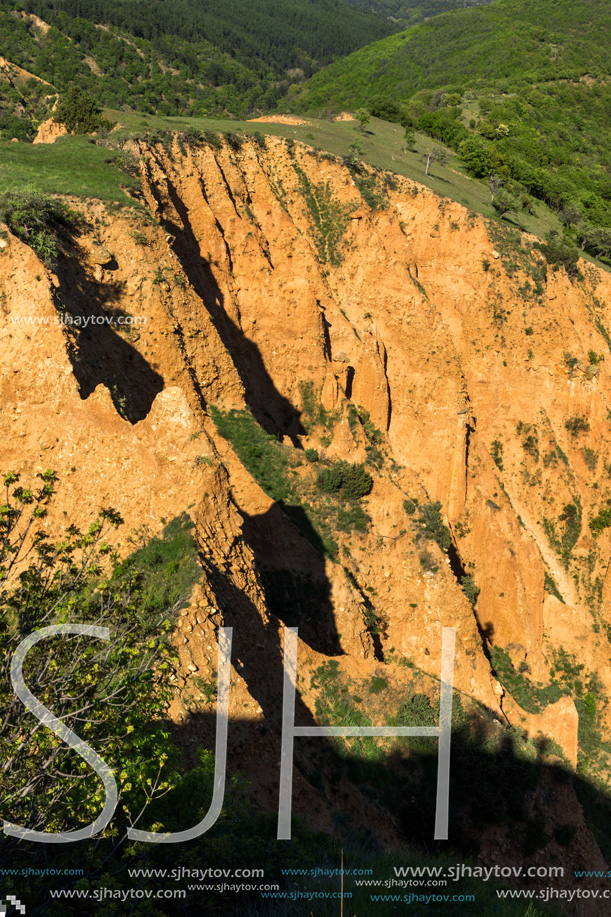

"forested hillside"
[290, 0, 611, 262]
[344, 0, 496, 27]
[0, 0, 397, 132]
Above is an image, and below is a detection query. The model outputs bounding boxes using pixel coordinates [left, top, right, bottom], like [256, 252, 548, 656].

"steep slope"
[3, 134, 611, 890]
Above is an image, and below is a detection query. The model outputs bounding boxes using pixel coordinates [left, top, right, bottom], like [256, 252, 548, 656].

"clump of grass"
[293, 164, 352, 265]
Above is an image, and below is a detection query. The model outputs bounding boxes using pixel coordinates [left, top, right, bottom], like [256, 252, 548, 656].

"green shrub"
[491, 439, 503, 470]
[316, 466, 344, 494]
[565, 416, 590, 436]
[305, 448, 319, 463]
[316, 461, 373, 499]
[340, 462, 373, 499]
[403, 499, 417, 515]
[251, 131, 267, 148]
[415, 501, 451, 551]
[224, 131, 244, 151]
[203, 130, 223, 150]
[590, 506, 611, 537]
[534, 231, 580, 279]
[461, 574, 480, 606]
[0, 191, 76, 266]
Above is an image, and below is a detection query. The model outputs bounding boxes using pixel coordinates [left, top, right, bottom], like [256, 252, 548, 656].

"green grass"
[491, 647, 564, 714]
[0, 135, 139, 204]
[208, 406, 295, 504]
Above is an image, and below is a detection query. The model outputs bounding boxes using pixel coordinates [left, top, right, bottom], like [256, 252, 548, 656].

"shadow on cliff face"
[2, 701, 611, 915]
[240, 503, 342, 657]
[165, 504, 611, 898]
[156, 705, 611, 914]
[52, 248, 164, 423]
[141, 160, 305, 443]
[193, 502, 341, 752]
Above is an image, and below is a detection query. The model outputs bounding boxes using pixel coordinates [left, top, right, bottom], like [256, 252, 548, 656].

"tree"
[488, 176, 519, 218]
[354, 107, 370, 132]
[0, 470, 198, 836]
[459, 136, 491, 177]
[534, 230, 580, 279]
[560, 202, 582, 227]
[403, 127, 416, 151]
[492, 188, 520, 218]
[422, 146, 448, 176]
[53, 87, 114, 135]
[578, 224, 611, 259]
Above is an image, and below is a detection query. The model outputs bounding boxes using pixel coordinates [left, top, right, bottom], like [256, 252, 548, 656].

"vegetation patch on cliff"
[209, 406, 373, 556]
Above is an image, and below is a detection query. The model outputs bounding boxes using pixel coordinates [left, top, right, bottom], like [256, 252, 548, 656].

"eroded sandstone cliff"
[2, 134, 611, 892]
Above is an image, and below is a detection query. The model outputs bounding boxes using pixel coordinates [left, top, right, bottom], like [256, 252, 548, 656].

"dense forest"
[0, 0, 398, 132]
[291, 0, 611, 261]
[344, 0, 496, 27]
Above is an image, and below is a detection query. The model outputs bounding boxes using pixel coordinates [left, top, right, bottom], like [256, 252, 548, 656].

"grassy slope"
[0, 135, 139, 203]
[0, 113, 571, 241]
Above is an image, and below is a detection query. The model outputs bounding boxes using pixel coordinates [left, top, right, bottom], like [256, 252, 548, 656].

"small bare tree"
[422, 146, 448, 176]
